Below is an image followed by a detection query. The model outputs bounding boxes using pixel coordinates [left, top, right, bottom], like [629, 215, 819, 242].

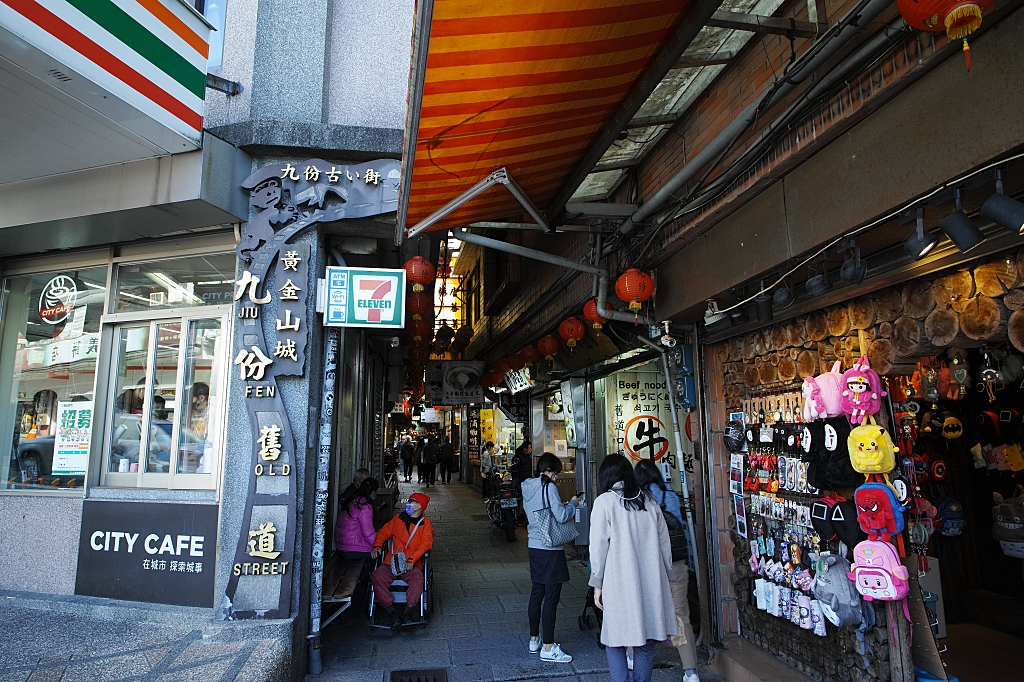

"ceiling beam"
[706, 10, 821, 39]
[544, 0, 726, 223]
[673, 50, 736, 68]
[564, 202, 638, 217]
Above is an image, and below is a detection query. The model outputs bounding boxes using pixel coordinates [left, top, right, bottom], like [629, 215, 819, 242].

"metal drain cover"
[390, 670, 448, 682]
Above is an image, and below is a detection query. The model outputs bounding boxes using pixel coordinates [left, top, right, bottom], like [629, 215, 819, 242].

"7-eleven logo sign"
[352, 274, 400, 324]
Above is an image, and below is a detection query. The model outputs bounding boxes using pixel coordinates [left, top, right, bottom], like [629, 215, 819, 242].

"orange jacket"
[373, 514, 434, 569]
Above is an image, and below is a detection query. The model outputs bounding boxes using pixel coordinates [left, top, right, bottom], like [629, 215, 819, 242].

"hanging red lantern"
[481, 371, 503, 387]
[506, 353, 526, 371]
[493, 358, 511, 376]
[406, 291, 432, 321]
[519, 344, 541, 366]
[897, 0, 994, 70]
[404, 256, 435, 292]
[583, 298, 613, 330]
[537, 335, 560, 360]
[407, 319, 430, 342]
[559, 316, 585, 349]
[615, 269, 655, 311]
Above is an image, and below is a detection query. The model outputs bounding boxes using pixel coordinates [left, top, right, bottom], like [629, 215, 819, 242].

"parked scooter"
[485, 471, 518, 542]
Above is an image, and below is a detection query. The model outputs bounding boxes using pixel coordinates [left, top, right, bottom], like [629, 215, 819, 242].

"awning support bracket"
[406, 167, 550, 238]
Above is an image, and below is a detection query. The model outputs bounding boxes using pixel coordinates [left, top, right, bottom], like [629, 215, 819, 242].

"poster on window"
[52, 400, 93, 476]
[606, 371, 694, 489]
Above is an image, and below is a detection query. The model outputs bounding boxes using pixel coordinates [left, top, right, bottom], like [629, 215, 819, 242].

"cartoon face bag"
[848, 416, 898, 475]
[848, 540, 909, 602]
[841, 357, 887, 425]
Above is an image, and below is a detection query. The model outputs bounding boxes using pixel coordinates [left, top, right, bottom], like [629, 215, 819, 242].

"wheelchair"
[367, 539, 434, 628]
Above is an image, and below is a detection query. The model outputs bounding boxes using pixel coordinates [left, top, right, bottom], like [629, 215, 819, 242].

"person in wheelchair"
[370, 492, 434, 628]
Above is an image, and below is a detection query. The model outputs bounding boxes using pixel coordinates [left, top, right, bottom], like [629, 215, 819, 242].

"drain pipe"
[636, 334, 700, 584]
[451, 227, 650, 325]
[613, 0, 892, 240]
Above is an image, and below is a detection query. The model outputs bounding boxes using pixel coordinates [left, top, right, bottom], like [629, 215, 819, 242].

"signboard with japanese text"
[52, 400, 93, 475]
[443, 361, 485, 404]
[75, 501, 218, 607]
[323, 267, 406, 328]
[270, 244, 309, 376]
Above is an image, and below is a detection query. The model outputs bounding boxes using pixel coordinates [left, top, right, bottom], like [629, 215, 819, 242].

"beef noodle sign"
[607, 371, 694, 480]
[39, 275, 78, 325]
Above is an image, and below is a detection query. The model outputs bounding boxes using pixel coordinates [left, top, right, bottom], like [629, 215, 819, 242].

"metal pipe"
[636, 334, 700, 587]
[614, 0, 892, 239]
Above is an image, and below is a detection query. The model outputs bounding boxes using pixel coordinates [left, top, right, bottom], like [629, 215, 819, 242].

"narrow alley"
[315, 480, 723, 682]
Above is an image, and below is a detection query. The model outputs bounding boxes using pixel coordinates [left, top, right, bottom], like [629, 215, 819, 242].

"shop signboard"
[322, 267, 406, 328]
[480, 408, 495, 445]
[504, 367, 533, 394]
[442, 361, 485, 404]
[466, 405, 481, 460]
[52, 400, 93, 475]
[425, 361, 444, 404]
[75, 501, 218, 607]
[498, 391, 529, 423]
[420, 407, 442, 423]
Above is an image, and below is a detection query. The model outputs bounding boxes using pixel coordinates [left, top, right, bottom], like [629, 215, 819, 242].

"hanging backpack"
[802, 361, 845, 420]
[811, 495, 841, 541]
[848, 416, 898, 476]
[811, 553, 863, 626]
[832, 497, 866, 548]
[854, 483, 905, 542]
[849, 540, 909, 602]
[658, 488, 688, 562]
[934, 495, 966, 537]
[841, 356, 887, 425]
[818, 416, 861, 488]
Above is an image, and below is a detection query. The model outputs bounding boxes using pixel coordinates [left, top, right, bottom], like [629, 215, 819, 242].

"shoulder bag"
[660, 489, 689, 562]
[390, 518, 423, 575]
[532, 481, 579, 547]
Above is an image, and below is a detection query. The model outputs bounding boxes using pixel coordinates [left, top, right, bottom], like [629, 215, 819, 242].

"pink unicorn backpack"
[802, 361, 845, 421]
[842, 356, 887, 425]
[848, 540, 909, 602]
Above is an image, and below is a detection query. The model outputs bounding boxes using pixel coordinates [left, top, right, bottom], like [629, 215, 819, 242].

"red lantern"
[506, 353, 525, 371]
[481, 371, 502, 387]
[615, 269, 655, 312]
[519, 344, 541, 366]
[493, 358, 511, 376]
[583, 298, 613, 330]
[559, 316, 585, 349]
[897, 0, 994, 70]
[407, 319, 430, 342]
[404, 256, 435, 292]
[537, 335, 560, 360]
[407, 291, 432, 321]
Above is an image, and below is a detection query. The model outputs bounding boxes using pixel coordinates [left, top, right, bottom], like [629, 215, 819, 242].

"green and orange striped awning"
[398, 0, 692, 235]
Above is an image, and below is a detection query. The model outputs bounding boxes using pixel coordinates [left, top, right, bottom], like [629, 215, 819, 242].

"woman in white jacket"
[589, 454, 677, 682]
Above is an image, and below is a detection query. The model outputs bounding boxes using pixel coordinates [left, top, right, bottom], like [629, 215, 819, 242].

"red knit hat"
[409, 492, 430, 512]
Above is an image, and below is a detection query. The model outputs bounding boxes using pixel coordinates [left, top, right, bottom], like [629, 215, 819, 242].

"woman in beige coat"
[589, 454, 678, 682]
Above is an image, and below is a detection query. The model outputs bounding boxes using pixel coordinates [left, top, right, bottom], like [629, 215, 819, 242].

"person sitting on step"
[370, 492, 434, 628]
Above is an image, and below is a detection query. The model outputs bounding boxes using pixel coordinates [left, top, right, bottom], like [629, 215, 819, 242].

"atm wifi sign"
[323, 267, 406, 328]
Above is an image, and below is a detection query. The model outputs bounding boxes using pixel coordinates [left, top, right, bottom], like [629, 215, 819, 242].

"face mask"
[405, 504, 415, 516]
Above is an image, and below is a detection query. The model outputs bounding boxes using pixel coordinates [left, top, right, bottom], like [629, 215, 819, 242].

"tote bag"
[532, 481, 579, 546]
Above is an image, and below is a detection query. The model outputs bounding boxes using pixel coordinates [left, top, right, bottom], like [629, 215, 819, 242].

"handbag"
[390, 518, 423, 575]
[661, 489, 689, 562]
[532, 481, 579, 547]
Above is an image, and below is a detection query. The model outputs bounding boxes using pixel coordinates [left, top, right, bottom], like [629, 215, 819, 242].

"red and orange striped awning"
[398, 0, 693, 235]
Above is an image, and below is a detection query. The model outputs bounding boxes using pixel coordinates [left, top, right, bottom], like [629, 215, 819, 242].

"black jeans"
[424, 462, 436, 485]
[402, 460, 413, 479]
[439, 459, 453, 483]
[528, 582, 562, 644]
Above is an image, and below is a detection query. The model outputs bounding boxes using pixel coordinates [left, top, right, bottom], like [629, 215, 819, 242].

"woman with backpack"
[634, 460, 699, 682]
[335, 476, 380, 559]
[590, 454, 677, 682]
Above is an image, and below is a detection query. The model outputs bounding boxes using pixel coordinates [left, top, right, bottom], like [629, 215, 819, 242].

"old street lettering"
[232, 561, 290, 576]
[244, 384, 277, 398]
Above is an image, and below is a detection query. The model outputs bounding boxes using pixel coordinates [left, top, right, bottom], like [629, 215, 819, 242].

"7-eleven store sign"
[323, 267, 406, 328]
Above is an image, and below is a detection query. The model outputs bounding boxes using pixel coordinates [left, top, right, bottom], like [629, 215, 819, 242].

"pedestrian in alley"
[480, 441, 497, 498]
[589, 454, 677, 682]
[422, 436, 439, 487]
[522, 452, 579, 663]
[400, 436, 415, 482]
[335, 476, 379, 559]
[371, 492, 434, 628]
[415, 437, 425, 483]
[634, 460, 699, 682]
[439, 436, 455, 483]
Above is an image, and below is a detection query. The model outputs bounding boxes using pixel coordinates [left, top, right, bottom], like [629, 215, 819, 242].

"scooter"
[485, 472, 518, 542]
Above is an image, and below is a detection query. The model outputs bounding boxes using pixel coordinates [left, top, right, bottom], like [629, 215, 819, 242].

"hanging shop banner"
[480, 408, 495, 444]
[75, 501, 218, 607]
[322, 266, 406, 328]
[52, 400, 93, 475]
[504, 368, 533, 394]
[443, 361, 485, 404]
[560, 381, 577, 447]
[498, 391, 529, 423]
[425, 361, 445, 404]
[420, 407, 442, 423]
[466, 405, 481, 460]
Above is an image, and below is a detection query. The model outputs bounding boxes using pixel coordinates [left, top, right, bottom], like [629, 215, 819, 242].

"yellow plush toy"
[848, 416, 898, 475]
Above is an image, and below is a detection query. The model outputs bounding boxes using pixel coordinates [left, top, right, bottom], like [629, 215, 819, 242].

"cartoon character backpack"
[802, 361, 845, 420]
[818, 416, 863, 488]
[849, 540, 909, 602]
[842, 356, 887, 425]
[933, 495, 966, 537]
[848, 416, 898, 477]
[992, 486, 1024, 558]
[811, 553, 863, 626]
[855, 483, 905, 542]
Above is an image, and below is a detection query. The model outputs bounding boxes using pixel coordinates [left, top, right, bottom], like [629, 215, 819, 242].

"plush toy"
[855, 483, 903, 542]
[841, 356, 887, 425]
[992, 485, 1024, 543]
[848, 416, 898, 476]
[802, 361, 845, 421]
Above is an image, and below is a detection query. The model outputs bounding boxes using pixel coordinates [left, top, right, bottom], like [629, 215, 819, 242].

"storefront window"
[0, 268, 107, 491]
[114, 254, 235, 313]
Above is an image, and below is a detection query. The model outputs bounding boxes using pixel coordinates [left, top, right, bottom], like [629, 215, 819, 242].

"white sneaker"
[683, 671, 701, 682]
[529, 638, 542, 654]
[540, 644, 572, 663]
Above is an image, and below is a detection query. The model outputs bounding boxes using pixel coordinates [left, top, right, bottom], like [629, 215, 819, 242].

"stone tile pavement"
[313, 479, 725, 682]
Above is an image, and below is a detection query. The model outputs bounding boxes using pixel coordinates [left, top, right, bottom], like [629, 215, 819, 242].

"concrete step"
[710, 636, 814, 682]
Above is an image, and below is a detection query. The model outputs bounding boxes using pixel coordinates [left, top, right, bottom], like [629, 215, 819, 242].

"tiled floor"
[313, 478, 724, 682]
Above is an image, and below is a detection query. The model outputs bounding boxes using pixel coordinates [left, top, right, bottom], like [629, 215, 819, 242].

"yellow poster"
[480, 408, 494, 444]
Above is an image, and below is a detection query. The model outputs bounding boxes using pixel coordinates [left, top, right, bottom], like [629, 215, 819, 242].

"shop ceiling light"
[772, 280, 795, 309]
[754, 281, 773, 323]
[939, 188, 985, 253]
[903, 207, 939, 259]
[981, 194, 1024, 235]
[840, 241, 867, 284]
[704, 300, 727, 326]
[806, 264, 829, 298]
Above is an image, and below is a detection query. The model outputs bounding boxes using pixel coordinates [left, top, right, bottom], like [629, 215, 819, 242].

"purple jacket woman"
[335, 477, 379, 558]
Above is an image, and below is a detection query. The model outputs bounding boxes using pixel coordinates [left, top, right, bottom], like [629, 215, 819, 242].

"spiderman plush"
[855, 486, 899, 542]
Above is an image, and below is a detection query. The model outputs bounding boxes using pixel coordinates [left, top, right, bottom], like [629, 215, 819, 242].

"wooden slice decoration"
[778, 355, 797, 381]
[891, 316, 921, 356]
[769, 352, 781, 367]
[716, 344, 730, 364]
[754, 356, 763, 367]
[827, 307, 851, 337]
[1009, 308, 1024, 353]
[1004, 289, 1024, 311]
[797, 349, 818, 377]
[731, 337, 744, 361]
[868, 338, 895, 375]
[872, 287, 903, 323]
[959, 295, 1003, 340]
[932, 270, 974, 311]
[903, 280, 936, 319]
[790, 316, 808, 345]
[752, 330, 767, 356]
[878, 321, 893, 338]
[744, 364, 760, 388]
[975, 259, 1020, 297]
[1016, 247, 1024, 282]
[806, 310, 829, 341]
[758, 361, 778, 385]
[925, 308, 960, 347]
[789, 347, 801, 359]
[743, 334, 756, 360]
[770, 324, 789, 349]
[849, 296, 875, 330]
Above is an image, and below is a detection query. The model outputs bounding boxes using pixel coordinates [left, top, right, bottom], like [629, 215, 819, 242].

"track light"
[806, 263, 829, 298]
[981, 174, 1024, 235]
[840, 242, 867, 284]
[729, 306, 748, 325]
[704, 300, 727, 326]
[939, 188, 985, 253]
[754, 281, 773, 323]
[773, 280, 794, 309]
[903, 207, 939, 259]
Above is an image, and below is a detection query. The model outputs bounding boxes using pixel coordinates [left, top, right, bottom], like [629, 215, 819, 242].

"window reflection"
[115, 255, 235, 313]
